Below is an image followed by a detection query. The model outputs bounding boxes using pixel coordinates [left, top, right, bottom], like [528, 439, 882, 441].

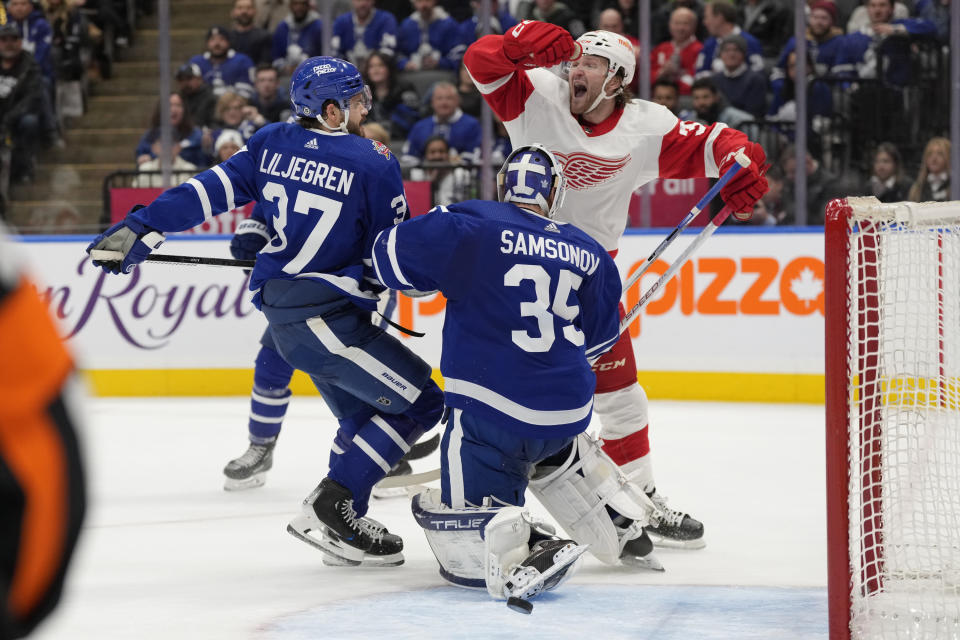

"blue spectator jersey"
[127, 123, 409, 311]
[711, 67, 767, 118]
[834, 20, 936, 87]
[134, 127, 206, 167]
[457, 9, 517, 46]
[11, 9, 53, 80]
[769, 33, 845, 114]
[372, 200, 622, 437]
[397, 8, 464, 70]
[189, 50, 255, 98]
[695, 28, 764, 79]
[272, 12, 323, 67]
[401, 110, 482, 165]
[332, 9, 398, 62]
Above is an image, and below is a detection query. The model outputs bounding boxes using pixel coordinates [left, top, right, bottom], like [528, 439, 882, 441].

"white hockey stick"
[620, 204, 737, 333]
[621, 150, 750, 295]
[374, 467, 441, 489]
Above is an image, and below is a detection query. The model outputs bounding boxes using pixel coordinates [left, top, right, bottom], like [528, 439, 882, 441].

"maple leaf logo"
[789, 267, 823, 310]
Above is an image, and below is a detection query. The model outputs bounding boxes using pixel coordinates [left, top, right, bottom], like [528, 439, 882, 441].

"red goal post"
[825, 196, 960, 639]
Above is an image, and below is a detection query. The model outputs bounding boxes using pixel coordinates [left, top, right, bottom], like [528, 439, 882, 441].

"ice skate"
[222, 439, 275, 491]
[612, 512, 664, 571]
[321, 516, 404, 567]
[287, 478, 404, 566]
[502, 539, 588, 614]
[644, 490, 705, 549]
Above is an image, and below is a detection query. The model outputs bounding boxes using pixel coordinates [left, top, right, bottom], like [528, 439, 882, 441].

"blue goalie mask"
[290, 56, 371, 132]
[497, 144, 567, 218]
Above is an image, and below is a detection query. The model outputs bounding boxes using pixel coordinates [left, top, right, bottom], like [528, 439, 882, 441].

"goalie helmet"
[289, 56, 371, 132]
[497, 144, 567, 219]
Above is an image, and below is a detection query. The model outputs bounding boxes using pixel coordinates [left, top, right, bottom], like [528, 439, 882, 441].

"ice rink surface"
[34, 397, 828, 639]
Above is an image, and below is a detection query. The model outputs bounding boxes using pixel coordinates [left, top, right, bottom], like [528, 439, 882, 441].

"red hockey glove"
[502, 20, 575, 69]
[718, 142, 769, 222]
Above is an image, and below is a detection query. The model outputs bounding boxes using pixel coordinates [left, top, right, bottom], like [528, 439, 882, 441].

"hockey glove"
[86, 205, 165, 274]
[230, 219, 271, 261]
[502, 20, 575, 69]
[718, 142, 769, 222]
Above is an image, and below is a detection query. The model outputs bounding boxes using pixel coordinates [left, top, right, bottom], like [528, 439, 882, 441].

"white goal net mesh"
[843, 197, 960, 638]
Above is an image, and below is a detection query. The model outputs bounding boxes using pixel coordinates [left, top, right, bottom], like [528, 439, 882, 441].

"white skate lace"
[649, 493, 686, 528]
[358, 518, 385, 544]
[339, 499, 361, 530]
[232, 444, 268, 468]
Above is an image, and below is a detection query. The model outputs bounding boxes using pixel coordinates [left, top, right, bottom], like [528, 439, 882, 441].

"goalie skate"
[222, 439, 275, 491]
[644, 490, 705, 549]
[501, 539, 589, 614]
[286, 478, 404, 566]
[619, 529, 664, 571]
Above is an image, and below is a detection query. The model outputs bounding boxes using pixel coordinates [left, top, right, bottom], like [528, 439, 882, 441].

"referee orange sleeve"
[0, 275, 83, 635]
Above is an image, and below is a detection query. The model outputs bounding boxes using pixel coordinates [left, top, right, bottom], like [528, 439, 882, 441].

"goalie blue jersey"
[372, 201, 622, 437]
[127, 122, 408, 311]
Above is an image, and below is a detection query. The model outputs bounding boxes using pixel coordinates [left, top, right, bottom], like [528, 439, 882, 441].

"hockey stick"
[89, 250, 255, 269]
[620, 204, 737, 334]
[375, 467, 441, 489]
[621, 150, 750, 295]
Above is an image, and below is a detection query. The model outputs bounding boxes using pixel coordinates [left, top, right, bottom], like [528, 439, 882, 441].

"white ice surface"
[33, 398, 828, 639]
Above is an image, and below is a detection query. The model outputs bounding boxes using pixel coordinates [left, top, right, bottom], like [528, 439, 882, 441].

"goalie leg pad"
[411, 488, 501, 588]
[528, 433, 658, 565]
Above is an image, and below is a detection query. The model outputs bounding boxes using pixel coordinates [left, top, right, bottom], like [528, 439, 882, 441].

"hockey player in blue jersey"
[372, 145, 659, 607]
[222, 203, 439, 492]
[86, 56, 444, 567]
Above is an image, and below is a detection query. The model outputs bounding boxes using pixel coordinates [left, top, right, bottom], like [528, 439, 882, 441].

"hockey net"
[826, 196, 960, 639]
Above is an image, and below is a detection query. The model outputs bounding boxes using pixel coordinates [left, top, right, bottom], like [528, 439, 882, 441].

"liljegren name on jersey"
[258, 150, 355, 195]
[500, 230, 600, 275]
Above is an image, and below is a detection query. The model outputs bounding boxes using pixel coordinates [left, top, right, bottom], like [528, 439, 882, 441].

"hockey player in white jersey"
[464, 22, 770, 551]
[372, 145, 659, 610]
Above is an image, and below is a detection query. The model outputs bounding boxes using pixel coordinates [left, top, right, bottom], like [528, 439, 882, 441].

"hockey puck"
[506, 596, 533, 614]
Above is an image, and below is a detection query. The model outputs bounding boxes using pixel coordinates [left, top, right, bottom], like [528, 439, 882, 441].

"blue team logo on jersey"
[371, 140, 392, 160]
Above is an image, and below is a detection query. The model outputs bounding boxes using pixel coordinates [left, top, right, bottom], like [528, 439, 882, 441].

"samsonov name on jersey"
[500, 230, 601, 275]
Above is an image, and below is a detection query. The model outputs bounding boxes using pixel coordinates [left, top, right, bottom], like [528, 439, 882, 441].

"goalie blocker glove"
[502, 20, 576, 68]
[86, 205, 165, 274]
[718, 142, 769, 221]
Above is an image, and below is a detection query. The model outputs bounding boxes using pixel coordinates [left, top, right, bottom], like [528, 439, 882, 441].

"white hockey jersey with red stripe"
[464, 34, 750, 251]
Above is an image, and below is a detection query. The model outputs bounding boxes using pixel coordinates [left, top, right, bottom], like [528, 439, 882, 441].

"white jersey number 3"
[259, 181, 342, 274]
[504, 264, 584, 353]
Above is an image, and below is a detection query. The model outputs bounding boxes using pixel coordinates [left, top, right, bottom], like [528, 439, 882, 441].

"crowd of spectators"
[7, 0, 950, 225]
[644, 0, 950, 224]
[142, 0, 952, 225]
[1, 0, 133, 217]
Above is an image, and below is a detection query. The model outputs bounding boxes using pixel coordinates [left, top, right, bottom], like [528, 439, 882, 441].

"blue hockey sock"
[328, 380, 444, 515]
[328, 413, 424, 517]
[249, 345, 294, 443]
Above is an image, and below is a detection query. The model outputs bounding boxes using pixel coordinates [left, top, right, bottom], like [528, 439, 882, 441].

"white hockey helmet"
[573, 31, 636, 112]
[575, 30, 636, 85]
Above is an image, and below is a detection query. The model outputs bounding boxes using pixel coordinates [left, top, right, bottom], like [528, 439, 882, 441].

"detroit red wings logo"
[553, 151, 631, 190]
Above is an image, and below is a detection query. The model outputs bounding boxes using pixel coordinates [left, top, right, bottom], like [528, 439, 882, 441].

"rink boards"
[13, 227, 824, 402]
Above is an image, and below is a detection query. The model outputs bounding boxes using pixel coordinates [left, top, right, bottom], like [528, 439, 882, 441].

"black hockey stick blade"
[89, 249, 254, 269]
[406, 433, 440, 460]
